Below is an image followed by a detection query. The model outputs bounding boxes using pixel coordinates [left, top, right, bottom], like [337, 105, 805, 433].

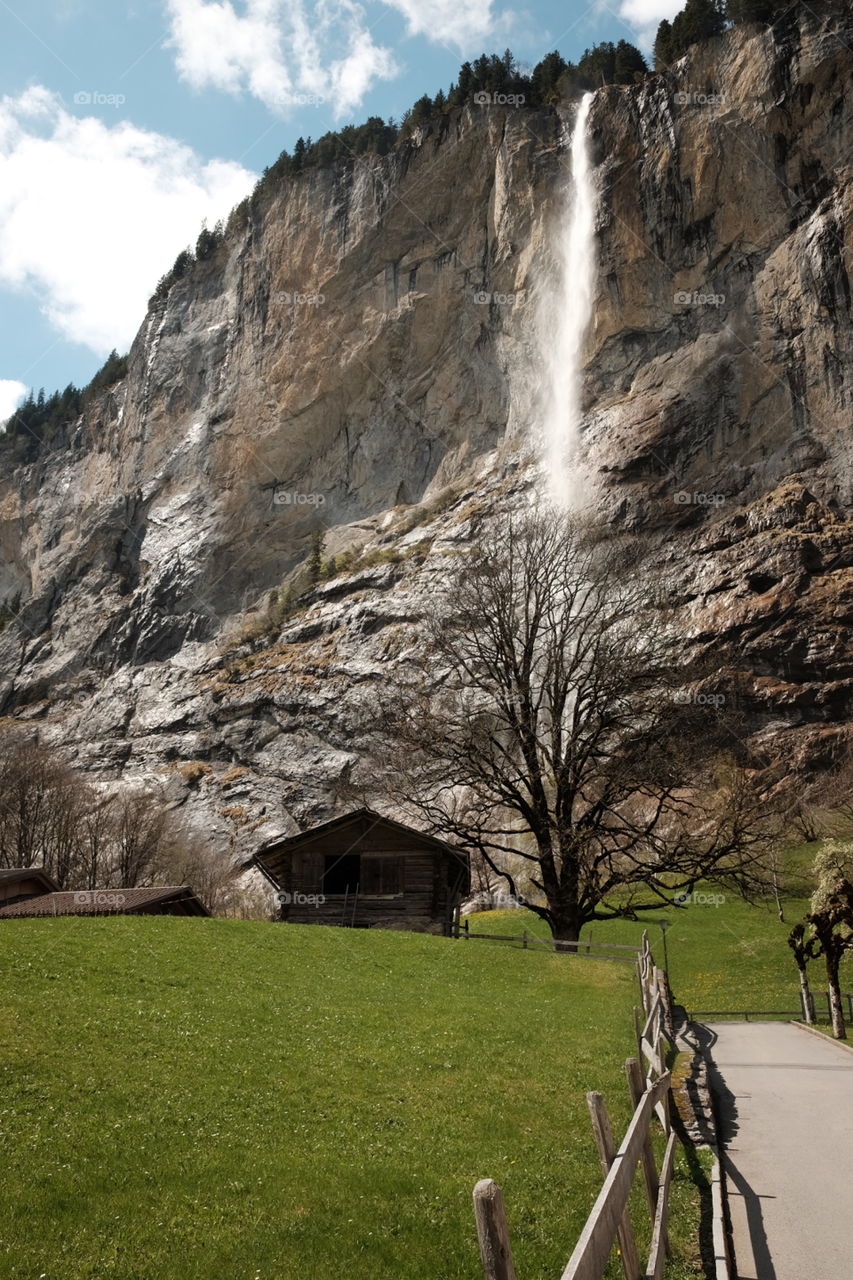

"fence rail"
[688, 990, 853, 1024]
[473, 933, 682, 1280]
[456, 923, 640, 962]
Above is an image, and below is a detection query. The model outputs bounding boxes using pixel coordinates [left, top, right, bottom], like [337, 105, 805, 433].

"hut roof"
[0, 867, 60, 893]
[0, 885, 210, 918]
[254, 807, 468, 881]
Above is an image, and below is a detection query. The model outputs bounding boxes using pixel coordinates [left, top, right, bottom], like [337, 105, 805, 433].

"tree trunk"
[798, 967, 814, 1025]
[550, 915, 581, 952]
[827, 955, 847, 1040]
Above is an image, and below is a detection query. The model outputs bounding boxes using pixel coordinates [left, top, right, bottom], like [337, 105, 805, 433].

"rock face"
[1, 8, 851, 855]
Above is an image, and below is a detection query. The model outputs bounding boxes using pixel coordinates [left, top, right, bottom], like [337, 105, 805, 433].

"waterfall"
[542, 92, 597, 508]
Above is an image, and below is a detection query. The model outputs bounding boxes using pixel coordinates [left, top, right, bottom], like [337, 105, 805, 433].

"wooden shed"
[253, 808, 469, 934]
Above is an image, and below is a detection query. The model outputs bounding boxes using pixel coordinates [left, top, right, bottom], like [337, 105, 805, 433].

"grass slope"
[0, 919, 704, 1280]
[468, 852, 853, 1019]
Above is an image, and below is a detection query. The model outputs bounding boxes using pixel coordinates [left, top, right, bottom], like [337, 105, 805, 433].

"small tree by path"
[789, 874, 853, 1040]
[787, 922, 815, 1024]
[809, 879, 853, 1040]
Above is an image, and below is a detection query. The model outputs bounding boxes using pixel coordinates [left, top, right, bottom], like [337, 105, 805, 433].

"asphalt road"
[705, 1021, 853, 1279]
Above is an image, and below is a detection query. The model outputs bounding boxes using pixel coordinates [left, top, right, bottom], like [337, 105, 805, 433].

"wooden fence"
[456, 921, 641, 964]
[472, 933, 681, 1280]
[687, 990, 853, 1024]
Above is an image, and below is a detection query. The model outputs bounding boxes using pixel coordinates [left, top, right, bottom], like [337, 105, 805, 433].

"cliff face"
[1, 8, 851, 853]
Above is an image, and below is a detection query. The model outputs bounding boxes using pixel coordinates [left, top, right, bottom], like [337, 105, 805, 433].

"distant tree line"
[258, 45, 649, 182]
[149, 218, 228, 304]
[654, 0, 830, 68]
[0, 349, 128, 465]
[147, 45, 648, 309]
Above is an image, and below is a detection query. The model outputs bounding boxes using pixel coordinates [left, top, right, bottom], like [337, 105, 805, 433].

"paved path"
[705, 1021, 853, 1279]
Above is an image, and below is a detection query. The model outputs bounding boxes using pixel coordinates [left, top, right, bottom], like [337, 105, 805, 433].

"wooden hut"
[253, 808, 469, 934]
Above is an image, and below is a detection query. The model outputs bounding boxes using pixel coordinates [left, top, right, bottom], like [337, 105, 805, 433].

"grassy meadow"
[0, 917, 706, 1280]
[467, 836, 853, 1017]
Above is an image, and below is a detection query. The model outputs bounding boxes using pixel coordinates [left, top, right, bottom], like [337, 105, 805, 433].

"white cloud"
[385, 0, 501, 47]
[0, 87, 255, 356]
[618, 0, 683, 51]
[166, 0, 398, 118]
[0, 379, 26, 424]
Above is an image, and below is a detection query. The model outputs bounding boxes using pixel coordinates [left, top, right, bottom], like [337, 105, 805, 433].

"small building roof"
[0, 885, 209, 918]
[254, 807, 468, 884]
[0, 867, 60, 893]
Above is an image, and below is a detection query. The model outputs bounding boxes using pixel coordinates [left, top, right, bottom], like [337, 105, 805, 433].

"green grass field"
[468, 840, 852, 1019]
[0, 917, 709, 1280]
[468, 895, 814, 1016]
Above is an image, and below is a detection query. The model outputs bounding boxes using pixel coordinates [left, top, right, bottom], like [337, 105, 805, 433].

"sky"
[0, 0, 680, 420]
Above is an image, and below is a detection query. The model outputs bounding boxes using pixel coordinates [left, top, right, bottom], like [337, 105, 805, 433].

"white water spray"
[542, 92, 597, 508]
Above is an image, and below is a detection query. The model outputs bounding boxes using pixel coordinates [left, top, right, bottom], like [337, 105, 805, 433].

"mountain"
[1, 6, 851, 856]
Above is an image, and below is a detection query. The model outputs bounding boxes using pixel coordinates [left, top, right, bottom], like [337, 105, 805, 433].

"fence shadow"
[697, 1022, 778, 1280]
[667, 1084, 716, 1277]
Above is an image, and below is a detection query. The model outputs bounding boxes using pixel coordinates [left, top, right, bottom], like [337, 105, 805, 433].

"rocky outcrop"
[1, 7, 851, 855]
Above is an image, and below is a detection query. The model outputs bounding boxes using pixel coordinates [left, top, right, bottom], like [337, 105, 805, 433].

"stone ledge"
[790, 1019, 853, 1056]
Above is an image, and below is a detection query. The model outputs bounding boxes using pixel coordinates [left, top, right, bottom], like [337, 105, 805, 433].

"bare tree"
[809, 750, 853, 837]
[369, 511, 776, 943]
[0, 729, 236, 901]
[153, 832, 267, 917]
[74, 791, 119, 890]
[0, 735, 92, 885]
[111, 789, 168, 887]
[0, 736, 67, 870]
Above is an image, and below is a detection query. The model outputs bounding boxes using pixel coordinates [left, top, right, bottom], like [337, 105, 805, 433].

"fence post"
[625, 1058, 660, 1225]
[587, 1092, 642, 1280]
[633, 1005, 644, 1065]
[473, 1179, 516, 1280]
[656, 1033, 671, 1135]
[522, 930, 528, 950]
[656, 967, 675, 1041]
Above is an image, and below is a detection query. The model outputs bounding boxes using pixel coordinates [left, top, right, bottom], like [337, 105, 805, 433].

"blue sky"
[0, 0, 676, 418]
